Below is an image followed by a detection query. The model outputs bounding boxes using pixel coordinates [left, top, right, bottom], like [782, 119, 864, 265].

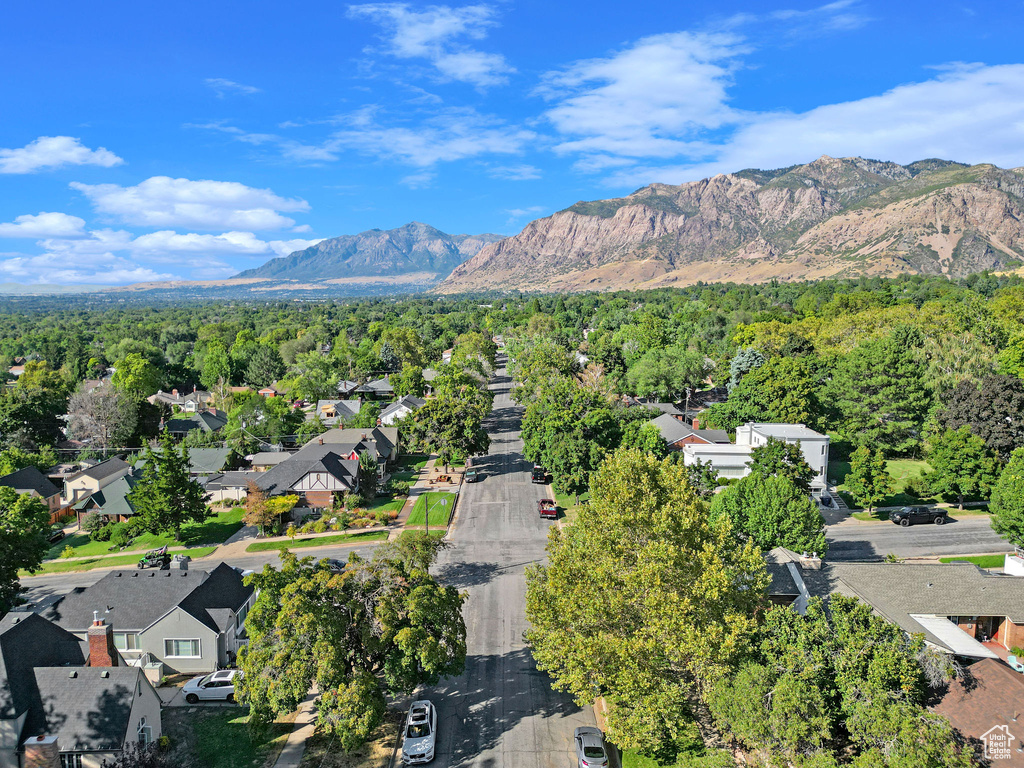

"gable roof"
[0, 466, 59, 499]
[254, 443, 359, 495]
[203, 471, 260, 490]
[44, 569, 211, 633]
[176, 563, 254, 632]
[648, 413, 730, 446]
[187, 447, 232, 474]
[356, 377, 394, 394]
[74, 474, 138, 517]
[30, 666, 145, 750]
[70, 457, 130, 484]
[0, 612, 88, 721]
[166, 410, 228, 433]
[380, 395, 425, 420]
[249, 452, 292, 467]
[307, 426, 398, 458]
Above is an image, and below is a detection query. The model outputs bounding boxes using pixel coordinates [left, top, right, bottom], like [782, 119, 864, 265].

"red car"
[538, 499, 557, 519]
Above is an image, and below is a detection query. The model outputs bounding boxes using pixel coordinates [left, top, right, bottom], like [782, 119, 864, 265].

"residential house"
[164, 409, 228, 438]
[336, 380, 360, 397]
[309, 426, 399, 468]
[45, 563, 255, 675]
[202, 471, 259, 503]
[355, 377, 394, 399]
[311, 399, 361, 427]
[186, 447, 232, 477]
[0, 467, 63, 522]
[73, 475, 137, 527]
[257, 386, 280, 398]
[932, 658, 1024, 766]
[624, 397, 687, 421]
[248, 452, 292, 472]
[767, 548, 1024, 660]
[380, 395, 425, 426]
[648, 413, 730, 450]
[682, 423, 830, 499]
[0, 611, 161, 768]
[421, 368, 439, 397]
[148, 387, 211, 413]
[62, 458, 131, 506]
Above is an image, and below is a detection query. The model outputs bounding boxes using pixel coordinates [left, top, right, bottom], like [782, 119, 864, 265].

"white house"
[682, 422, 830, 499]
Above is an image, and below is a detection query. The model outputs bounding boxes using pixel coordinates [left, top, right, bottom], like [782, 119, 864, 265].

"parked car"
[183, 669, 243, 703]
[889, 506, 948, 526]
[465, 468, 481, 483]
[538, 499, 558, 519]
[401, 699, 437, 764]
[137, 546, 170, 569]
[573, 727, 609, 768]
[47, 525, 66, 544]
[531, 465, 547, 484]
[322, 558, 346, 574]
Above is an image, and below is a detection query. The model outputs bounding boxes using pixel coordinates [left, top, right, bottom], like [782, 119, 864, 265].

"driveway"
[826, 516, 1012, 561]
[421, 360, 596, 768]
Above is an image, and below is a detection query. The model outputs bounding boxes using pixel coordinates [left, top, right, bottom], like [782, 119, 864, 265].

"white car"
[401, 700, 437, 764]
[183, 669, 242, 704]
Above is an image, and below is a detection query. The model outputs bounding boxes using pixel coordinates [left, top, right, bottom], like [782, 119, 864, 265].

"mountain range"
[236, 222, 504, 285]
[438, 156, 1024, 293]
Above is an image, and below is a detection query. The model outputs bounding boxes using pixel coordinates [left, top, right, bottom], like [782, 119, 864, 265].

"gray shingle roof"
[249, 452, 292, 467]
[0, 466, 59, 499]
[166, 410, 228, 434]
[307, 426, 398, 458]
[380, 395, 425, 421]
[44, 569, 210, 632]
[800, 561, 1024, 652]
[0, 612, 88, 720]
[254, 443, 359, 495]
[74, 475, 138, 518]
[648, 413, 729, 446]
[203, 471, 259, 490]
[71, 457, 129, 483]
[31, 666, 144, 750]
[177, 563, 253, 633]
[188, 447, 232, 474]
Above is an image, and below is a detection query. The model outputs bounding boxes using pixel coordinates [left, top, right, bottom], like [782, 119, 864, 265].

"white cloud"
[504, 205, 546, 225]
[604, 62, 1024, 187]
[489, 164, 541, 180]
[348, 3, 513, 87]
[204, 78, 262, 97]
[129, 230, 322, 258]
[0, 251, 175, 285]
[69, 176, 310, 230]
[539, 31, 749, 159]
[316, 107, 536, 166]
[0, 212, 86, 238]
[399, 171, 435, 188]
[0, 136, 124, 174]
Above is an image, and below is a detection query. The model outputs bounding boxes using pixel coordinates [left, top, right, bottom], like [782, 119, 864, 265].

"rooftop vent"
[68, 671, 77, 678]
[100, 671, 109, 678]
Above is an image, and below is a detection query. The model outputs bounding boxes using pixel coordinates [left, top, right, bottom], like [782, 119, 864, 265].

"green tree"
[245, 345, 285, 389]
[683, 457, 720, 499]
[845, 446, 894, 513]
[112, 353, 162, 401]
[925, 426, 1001, 509]
[702, 356, 821, 431]
[128, 432, 210, 539]
[243, 481, 277, 536]
[357, 450, 379, 502]
[727, 347, 765, 391]
[237, 540, 466, 750]
[710, 474, 828, 555]
[200, 340, 232, 397]
[625, 345, 709, 402]
[997, 334, 1024, 378]
[350, 402, 382, 430]
[827, 328, 932, 455]
[411, 394, 490, 471]
[392, 363, 426, 398]
[992, 448, 1024, 547]
[936, 374, 1024, 461]
[0, 486, 50, 613]
[525, 450, 767, 757]
[0, 361, 69, 448]
[0, 445, 58, 476]
[290, 351, 339, 402]
[619, 421, 669, 458]
[747, 437, 815, 493]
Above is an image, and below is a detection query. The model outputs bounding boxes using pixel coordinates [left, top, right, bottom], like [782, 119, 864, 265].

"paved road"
[18, 540, 381, 606]
[423, 362, 595, 768]
[826, 516, 1012, 560]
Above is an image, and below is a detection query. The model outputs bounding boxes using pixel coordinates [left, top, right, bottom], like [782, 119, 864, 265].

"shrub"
[312, 519, 328, 534]
[93, 522, 115, 542]
[388, 509, 400, 520]
[1012, 646, 1024, 658]
[903, 477, 926, 499]
[386, 480, 411, 497]
[82, 512, 104, 535]
[109, 523, 135, 551]
[375, 510, 390, 526]
[59, 545, 76, 559]
[285, 523, 298, 539]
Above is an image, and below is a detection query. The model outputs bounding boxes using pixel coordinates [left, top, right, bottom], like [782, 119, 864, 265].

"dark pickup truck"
[531, 465, 548, 484]
[889, 506, 948, 526]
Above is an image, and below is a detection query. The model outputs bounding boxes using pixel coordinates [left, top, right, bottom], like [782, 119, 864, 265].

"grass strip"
[406, 492, 456, 526]
[26, 546, 217, 575]
[245, 531, 387, 552]
[938, 554, 1008, 568]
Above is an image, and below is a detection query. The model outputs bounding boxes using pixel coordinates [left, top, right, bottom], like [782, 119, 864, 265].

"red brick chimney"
[88, 613, 117, 667]
[23, 735, 59, 768]
[692, 417, 700, 430]
[171, 388, 178, 396]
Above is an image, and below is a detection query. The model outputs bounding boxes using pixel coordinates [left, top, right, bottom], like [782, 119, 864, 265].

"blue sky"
[2, 0, 1023, 284]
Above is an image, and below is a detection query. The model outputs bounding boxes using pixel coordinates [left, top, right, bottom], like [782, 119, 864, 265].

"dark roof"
[166, 410, 228, 434]
[764, 549, 800, 597]
[45, 569, 210, 632]
[249, 452, 292, 467]
[356, 377, 394, 394]
[31, 666, 144, 750]
[0, 613, 88, 720]
[177, 563, 254, 632]
[932, 658, 1024, 766]
[203, 471, 259, 490]
[188, 447, 232, 474]
[254, 443, 359, 495]
[380, 395, 425, 420]
[74, 475, 137, 518]
[306, 426, 398, 457]
[648, 413, 730, 445]
[0, 466, 59, 498]
[71, 457, 130, 483]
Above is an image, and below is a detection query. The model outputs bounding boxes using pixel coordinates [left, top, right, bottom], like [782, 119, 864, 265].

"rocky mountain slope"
[237, 222, 504, 283]
[438, 157, 1024, 293]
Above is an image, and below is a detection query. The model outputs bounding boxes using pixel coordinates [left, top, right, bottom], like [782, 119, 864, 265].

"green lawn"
[939, 554, 1008, 568]
[25, 546, 217, 576]
[406, 492, 456, 526]
[399, 529, 446, 542]
[830, 459, 934, 511]
[364, 498, 405, 514]
[853, 505, 992, 522]
[397, 454, 429, 471]
[622, 748, 734, 768]
[163, 707, 292, 768]
[245, 530, 387, 553]
[553, 488, 590, 525]
[389, 470, 418, 483]
[47, 506, 246, 560]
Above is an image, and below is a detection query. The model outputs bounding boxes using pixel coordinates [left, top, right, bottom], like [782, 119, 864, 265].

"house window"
[114, 632, 140, 651]
[236, 602, 248, 625]
[164, 638, 201, 658]
[138, 716, 153, 745]
[60, 755, 84, 768]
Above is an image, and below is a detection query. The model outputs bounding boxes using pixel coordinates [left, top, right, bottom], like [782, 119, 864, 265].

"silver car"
[574, 727, 609, 768]
[401, 700, 437, 764]
[182, 669, 242, 704]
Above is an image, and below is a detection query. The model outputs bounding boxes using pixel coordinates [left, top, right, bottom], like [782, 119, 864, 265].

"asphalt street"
[826, 516, 1012, 560]
[423, 362, 596, 768]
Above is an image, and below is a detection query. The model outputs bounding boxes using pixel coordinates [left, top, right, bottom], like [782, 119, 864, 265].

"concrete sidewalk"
[273, 692, 318, 768]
